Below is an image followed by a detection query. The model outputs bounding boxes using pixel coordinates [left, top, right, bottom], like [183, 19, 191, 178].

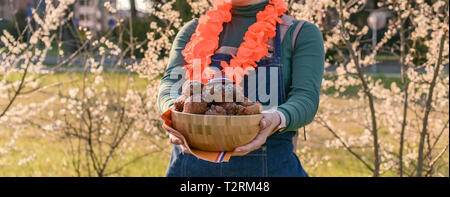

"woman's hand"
[162, 123, 191, 154]
[232, 111, 281, 156]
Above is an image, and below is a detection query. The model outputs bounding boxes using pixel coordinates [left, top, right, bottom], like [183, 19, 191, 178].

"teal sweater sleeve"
[157, 19, 199, 113]
[277, 21, 325, 132]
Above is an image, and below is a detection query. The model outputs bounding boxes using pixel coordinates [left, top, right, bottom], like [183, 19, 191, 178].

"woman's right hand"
[163, 123, 190, 154]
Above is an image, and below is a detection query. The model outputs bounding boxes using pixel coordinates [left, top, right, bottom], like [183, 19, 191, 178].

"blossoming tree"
[289, 0, 448, 177]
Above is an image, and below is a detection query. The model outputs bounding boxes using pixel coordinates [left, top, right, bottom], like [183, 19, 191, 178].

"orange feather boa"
[182, 0, 288, 85]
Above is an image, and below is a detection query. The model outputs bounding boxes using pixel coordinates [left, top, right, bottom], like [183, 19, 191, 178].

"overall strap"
[273, 23, 282, 58]
[280, 15, 295, 42]
[280, 15, 307, 53]
[291, 20, 306, 53]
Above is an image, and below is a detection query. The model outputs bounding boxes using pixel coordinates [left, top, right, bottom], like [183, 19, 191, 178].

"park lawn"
[0, 72, 448, 177]
[0, 126, 169, 177]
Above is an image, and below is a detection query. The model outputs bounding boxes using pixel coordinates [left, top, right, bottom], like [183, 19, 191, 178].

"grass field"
[0, 72, 448, 177]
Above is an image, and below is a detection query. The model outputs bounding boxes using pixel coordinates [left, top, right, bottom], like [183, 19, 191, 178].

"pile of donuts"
[174, 81, 262, 115]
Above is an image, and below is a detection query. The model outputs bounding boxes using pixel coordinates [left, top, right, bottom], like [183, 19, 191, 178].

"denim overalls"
[166, 24, 308, 177]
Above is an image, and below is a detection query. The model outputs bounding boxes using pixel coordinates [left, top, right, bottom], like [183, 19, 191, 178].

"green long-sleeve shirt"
[158, 1, 325, 132]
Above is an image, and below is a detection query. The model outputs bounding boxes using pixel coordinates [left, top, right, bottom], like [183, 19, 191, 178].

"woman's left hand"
[232, 111, 281, 156]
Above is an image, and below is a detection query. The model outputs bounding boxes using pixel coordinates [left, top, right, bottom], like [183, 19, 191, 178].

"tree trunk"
[416, 27, 447, 177]
[398, 19, 408, 177]
[338, 0, 380, 177]
[130, 0, 137, 18]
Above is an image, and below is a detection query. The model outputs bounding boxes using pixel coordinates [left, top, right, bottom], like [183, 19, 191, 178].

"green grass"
[376, 55, 400, 61]
[0, 128, 169, 177]
[322, 74, 402, 97]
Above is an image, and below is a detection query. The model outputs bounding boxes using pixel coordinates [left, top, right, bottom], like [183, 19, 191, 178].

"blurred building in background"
[73, 0, 118, 32]
[0, 0, 120, 32]
[0, 0, 34, 20]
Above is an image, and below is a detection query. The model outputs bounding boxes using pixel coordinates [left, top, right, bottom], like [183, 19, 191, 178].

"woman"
[158, 0, 324, 177]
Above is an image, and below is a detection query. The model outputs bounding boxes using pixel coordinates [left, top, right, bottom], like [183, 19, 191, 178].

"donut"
[219, 102, 238, 115]
[242, 102, 262, 115]
[183, 94, 208, 114]
[174, 94, 187, 112]
[205, 105, 227, 115]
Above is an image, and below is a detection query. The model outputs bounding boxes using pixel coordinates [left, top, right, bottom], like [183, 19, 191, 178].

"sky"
[116, 0, 152, 12]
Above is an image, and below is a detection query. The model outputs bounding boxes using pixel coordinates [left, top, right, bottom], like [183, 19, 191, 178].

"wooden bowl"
[171, 109, 263, 152]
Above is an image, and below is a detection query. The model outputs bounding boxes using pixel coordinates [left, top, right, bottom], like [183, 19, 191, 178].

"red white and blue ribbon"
[215, 152, 227, 162]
